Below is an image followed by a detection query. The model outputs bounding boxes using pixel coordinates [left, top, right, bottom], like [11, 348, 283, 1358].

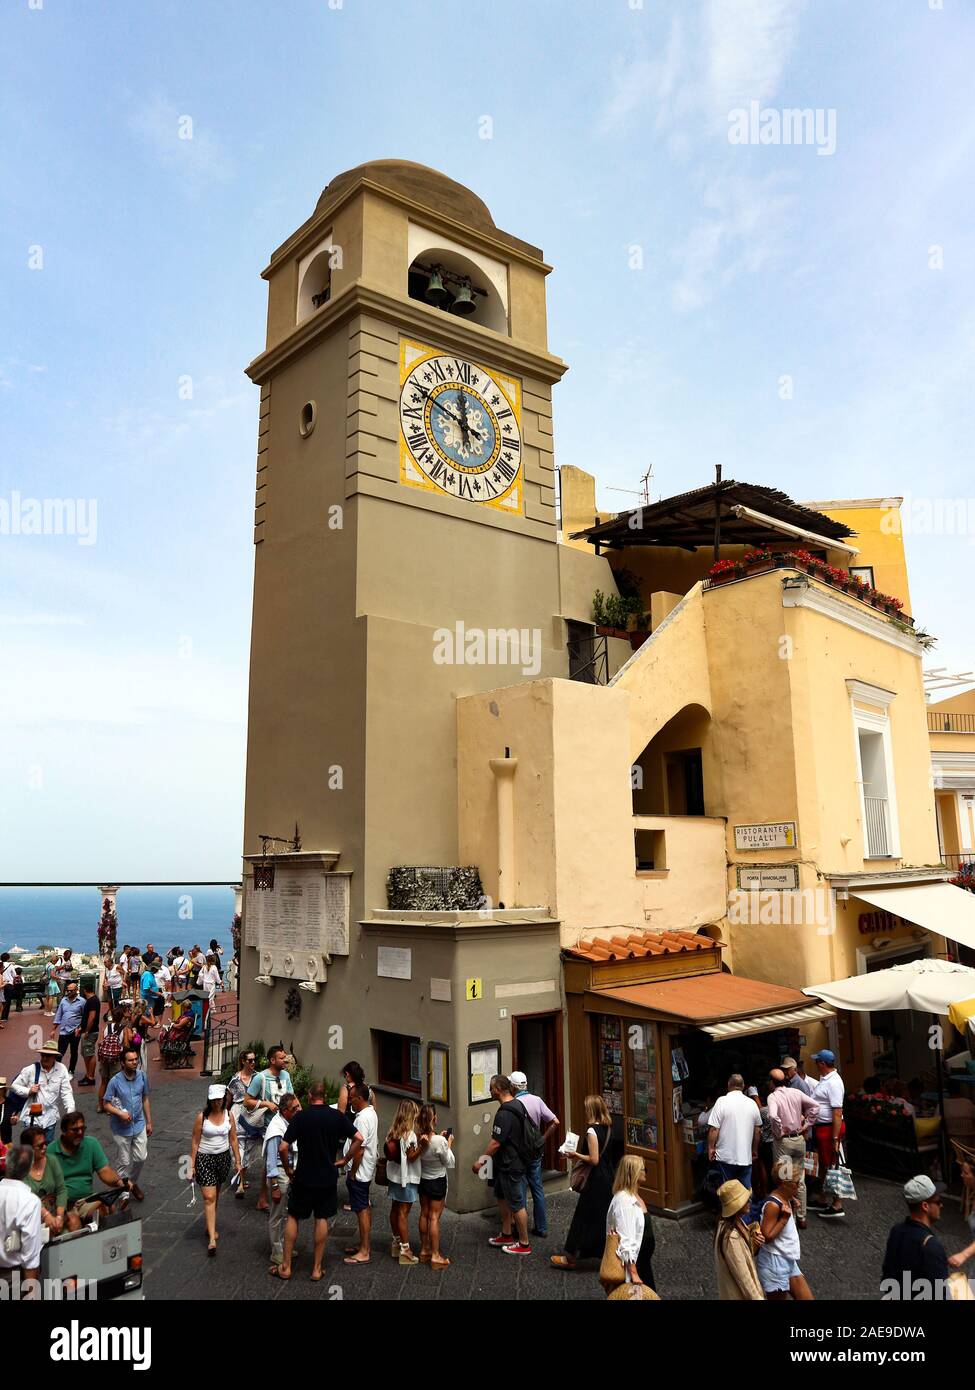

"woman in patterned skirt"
[189, 1083, 243, 1255]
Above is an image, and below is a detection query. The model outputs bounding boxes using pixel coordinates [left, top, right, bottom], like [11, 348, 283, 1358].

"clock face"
[399, 347, 523, 512]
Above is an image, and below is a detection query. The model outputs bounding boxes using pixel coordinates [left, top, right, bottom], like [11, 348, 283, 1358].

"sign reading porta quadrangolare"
[733, 821, 798, 851]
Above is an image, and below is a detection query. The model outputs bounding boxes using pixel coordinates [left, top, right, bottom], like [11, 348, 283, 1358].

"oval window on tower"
[299, 401, 317, 438]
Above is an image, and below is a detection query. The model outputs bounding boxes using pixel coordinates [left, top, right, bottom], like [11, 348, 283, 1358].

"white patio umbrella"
[802, 958, 975, 1182]
[802, 958, 975, 1015]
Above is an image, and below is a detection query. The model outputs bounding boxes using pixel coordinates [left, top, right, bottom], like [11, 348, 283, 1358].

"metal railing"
[864, 796, 891, 857]
[928, 711, 975, 733]
[568, 632, 609, 686]
[941, 852, 975, 874]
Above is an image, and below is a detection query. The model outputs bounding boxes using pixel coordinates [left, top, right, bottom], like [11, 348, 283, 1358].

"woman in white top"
[384, 1099, 422, 1265]
[417, 1103, 456, 1268]
[103, 956, 124, 1010]
[756, 1156, 812, 1299]
[200, 955, 222, 1003]
[189, 1083, 242, 1256]
[606, 1154, 656, 1289]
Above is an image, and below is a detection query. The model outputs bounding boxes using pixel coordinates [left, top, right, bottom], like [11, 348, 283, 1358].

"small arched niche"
[407, 244, 508, 335]
[296, 235, 337, 324]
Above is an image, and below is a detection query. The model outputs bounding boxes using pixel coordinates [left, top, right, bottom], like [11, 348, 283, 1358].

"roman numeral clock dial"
[398, 342, 524, 515]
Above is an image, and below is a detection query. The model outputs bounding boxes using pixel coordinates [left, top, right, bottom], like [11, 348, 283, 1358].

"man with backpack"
[472, 1073, 544, 1257]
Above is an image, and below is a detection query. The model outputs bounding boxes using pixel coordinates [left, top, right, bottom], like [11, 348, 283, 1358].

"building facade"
[239, 162, 970, 1215]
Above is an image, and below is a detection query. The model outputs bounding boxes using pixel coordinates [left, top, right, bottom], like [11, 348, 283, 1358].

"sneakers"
[502, 1242, 532, 1256]
[488, 1233, 517, 1248]
[817, 1207, 846, 1220]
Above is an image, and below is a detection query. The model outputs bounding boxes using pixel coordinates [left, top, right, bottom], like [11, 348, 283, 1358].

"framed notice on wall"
[427, 1042, 449, 1105]
[468, 1040, 501, 1105]
[734, 821, 798, 851]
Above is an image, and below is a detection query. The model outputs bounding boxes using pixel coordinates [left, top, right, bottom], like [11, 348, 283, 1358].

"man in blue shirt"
[52, 981, 85, 1075]
[103, 1046, 153, 1202]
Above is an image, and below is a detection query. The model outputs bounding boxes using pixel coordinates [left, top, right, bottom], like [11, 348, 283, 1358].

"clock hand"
[456, 388, 471, 449]
[416, 385, 484, 442]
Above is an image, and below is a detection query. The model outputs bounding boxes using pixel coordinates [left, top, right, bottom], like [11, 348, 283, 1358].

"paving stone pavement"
[56, 1072, 974, 1302]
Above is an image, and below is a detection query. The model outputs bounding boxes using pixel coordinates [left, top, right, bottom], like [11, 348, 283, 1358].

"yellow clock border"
[398, 338, 524, 516]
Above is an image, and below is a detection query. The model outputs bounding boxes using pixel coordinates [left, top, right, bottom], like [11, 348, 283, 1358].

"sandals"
[550, 1254, 577, 1269]
[431, 1255, 451, 1268]
[268, 1265, 290, 1280]
[343, 1254, 371, 1265]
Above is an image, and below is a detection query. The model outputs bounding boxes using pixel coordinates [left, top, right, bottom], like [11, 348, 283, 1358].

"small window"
[635, 828, 666, 872]
[299, 401, 316, 438]
[375, 1030, 422, 1094]
[850, 566, 875, 588]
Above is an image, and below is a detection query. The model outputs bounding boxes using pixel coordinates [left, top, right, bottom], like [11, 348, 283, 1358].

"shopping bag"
[823, 1152, 857, 1201]
[803, 1151, 819, 1179]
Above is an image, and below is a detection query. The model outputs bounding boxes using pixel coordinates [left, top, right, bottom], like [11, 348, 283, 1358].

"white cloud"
[130, 95, 233, 188]
[704, 0, 806, 115]
[671, 171, 797, 311]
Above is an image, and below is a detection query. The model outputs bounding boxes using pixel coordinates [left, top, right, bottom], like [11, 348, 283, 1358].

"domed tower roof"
[316, 159, 497, 235]
[309, 158, 542, 260]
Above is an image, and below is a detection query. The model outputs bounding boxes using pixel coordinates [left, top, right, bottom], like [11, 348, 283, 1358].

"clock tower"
[240, 164, 571, 1200]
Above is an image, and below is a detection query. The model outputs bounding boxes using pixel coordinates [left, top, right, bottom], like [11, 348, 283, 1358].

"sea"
[0, 886, 236, 960]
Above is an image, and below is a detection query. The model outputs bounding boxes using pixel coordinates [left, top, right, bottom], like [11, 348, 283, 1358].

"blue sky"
[2, 0, 973, 879]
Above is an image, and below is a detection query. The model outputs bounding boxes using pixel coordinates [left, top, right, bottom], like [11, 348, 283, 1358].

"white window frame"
[847, 679, 900, 860]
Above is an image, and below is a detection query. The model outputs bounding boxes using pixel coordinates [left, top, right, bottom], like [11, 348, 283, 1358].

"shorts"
[68, 1196, 103, 1222]
[100, 1056, 121, 1083]
[81, 1035, 98, 1059]
[495, 1170, 527, 1210]
[346, 1177, 371, 1213]
[195, 1150, 232, 1189]
[419, 1175, 448, 1202]
[813, 1121, 845, 1174]
[757, 1248, 803, 1294]
[388, 1182, 419, 1205]
[287, 1181, 338, 1222]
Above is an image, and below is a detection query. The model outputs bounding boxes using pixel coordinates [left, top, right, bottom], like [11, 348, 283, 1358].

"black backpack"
[502, 1099, 546, 1166]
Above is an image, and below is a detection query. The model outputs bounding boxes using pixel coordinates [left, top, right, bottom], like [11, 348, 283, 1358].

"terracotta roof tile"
[567, 926, 717, 962]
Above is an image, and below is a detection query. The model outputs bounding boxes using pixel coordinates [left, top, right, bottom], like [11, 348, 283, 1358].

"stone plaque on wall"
[242, 853, 347, 979]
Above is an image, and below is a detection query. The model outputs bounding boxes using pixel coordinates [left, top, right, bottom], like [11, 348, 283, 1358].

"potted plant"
[788, 549, 815, 573]
[592, 590, 631, 640]
[743, 548, 774, 572]
[629, 611, 651, 650]
[707, 558, 743, 586]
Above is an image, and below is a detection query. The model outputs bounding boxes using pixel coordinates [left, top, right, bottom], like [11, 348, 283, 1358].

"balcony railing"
[568, 632, 608, 686]
[941, 852, 975, 874]
[864, 796, 891, 857]
[928, 711, 975, 733]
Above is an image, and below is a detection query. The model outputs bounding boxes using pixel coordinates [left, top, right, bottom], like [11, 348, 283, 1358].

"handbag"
[606, 1282, 660, 1301]
[598, 1230, 626, 1292]
[569, 1126, 611, 1193]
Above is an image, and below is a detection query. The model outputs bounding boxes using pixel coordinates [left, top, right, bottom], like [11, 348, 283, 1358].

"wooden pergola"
[570, 478, 857, 559]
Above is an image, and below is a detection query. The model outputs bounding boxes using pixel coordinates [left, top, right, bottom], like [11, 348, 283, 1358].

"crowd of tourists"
[3, 959, 975, 1298]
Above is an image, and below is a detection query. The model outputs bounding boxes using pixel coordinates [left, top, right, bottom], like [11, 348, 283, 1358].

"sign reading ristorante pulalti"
[733, 821, 799, 851]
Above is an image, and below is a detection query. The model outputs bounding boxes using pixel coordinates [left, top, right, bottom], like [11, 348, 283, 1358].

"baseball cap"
[509, 1071, 528, 1090]
[903, 1175, 942, 1203]
[811, 1049, 836, 1065]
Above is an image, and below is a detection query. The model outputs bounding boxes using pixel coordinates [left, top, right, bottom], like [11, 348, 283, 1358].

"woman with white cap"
[189, 1083, 242, 1255]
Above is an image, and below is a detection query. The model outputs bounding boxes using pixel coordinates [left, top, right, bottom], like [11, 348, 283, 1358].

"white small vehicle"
[40, 1188, 144, 1300]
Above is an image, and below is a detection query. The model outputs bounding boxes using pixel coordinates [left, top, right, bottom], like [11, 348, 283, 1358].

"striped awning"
[700, 1002, 835, 1041]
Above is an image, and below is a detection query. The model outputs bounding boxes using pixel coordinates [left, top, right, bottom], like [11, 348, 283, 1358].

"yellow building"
[239, 161, 973, 1215]
[928, 687, 975, 867]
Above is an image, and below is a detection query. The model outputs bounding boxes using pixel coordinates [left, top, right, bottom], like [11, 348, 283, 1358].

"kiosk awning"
[852, 881, 975, 952]
[592, 972, 826, 1038]
[700, 1002, 835, 1041]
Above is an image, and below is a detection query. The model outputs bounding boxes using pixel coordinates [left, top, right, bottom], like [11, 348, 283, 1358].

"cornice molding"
[782, 579, 922, 657]
[846, 678, 897, 708]
[245, 280, 569, 387]
[263, 177, 550, 279]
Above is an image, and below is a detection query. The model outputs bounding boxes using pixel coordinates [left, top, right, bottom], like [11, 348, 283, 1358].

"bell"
[450, 282, 476, 316]
[425, 269, 450, 307]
